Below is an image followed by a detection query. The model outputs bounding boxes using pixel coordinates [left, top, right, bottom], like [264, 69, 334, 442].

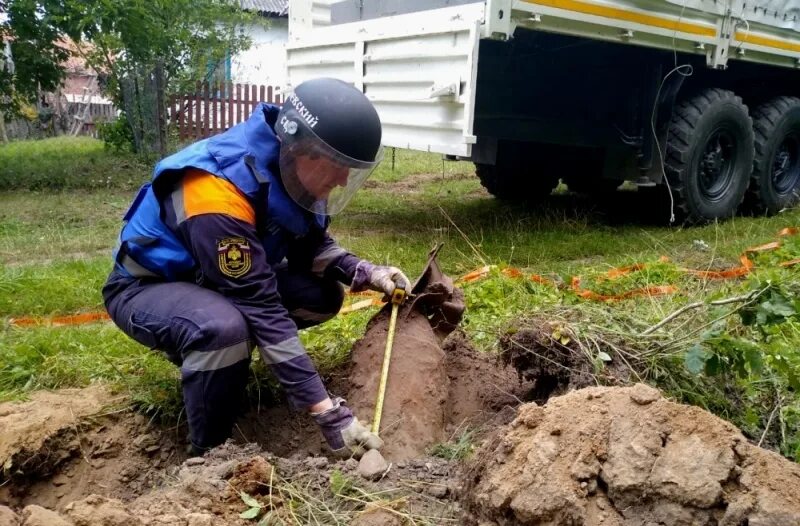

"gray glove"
[367, 265, 411, 298]
[312, 397, 384, 458]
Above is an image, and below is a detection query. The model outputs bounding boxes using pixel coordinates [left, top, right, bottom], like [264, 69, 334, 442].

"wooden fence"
[170, 82, 283, 141]
[71, 102, 117, 138]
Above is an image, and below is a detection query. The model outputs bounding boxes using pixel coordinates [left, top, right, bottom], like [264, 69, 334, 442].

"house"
[232, 0, 289, 89]
[59, 40, 113, 106]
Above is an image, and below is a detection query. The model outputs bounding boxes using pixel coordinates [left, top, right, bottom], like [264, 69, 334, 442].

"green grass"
[1, 137, 800, 460]
[0, 324, 181, 418]
[0, 136, 151, 190]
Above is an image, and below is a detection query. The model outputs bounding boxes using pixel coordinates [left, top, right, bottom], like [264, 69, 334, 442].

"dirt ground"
[0, 328, 521, 525]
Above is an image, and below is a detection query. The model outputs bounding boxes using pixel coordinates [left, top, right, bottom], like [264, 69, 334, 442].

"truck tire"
[475, 141, 560, 201]
[665, 88, 754, 223]
[747, 97, 800, 214]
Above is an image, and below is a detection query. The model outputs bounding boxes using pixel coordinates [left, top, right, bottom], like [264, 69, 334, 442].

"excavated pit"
[0, 249, 527, 523]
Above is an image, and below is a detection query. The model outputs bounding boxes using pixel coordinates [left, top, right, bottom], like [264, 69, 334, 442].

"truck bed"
[286, 0, 800, 156]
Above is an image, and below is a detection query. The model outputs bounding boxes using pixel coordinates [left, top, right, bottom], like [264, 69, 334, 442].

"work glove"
[366, 265, 411, 298]
[312, 397, 384, 458]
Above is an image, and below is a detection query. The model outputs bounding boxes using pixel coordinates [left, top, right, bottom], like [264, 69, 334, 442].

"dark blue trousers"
[103, 266, 344, 451]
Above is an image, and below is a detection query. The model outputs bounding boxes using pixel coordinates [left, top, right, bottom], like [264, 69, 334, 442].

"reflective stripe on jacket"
[114, 103, 327, 280]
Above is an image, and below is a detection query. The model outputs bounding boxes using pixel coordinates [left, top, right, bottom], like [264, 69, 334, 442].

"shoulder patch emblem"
[217, 237, 252, 278]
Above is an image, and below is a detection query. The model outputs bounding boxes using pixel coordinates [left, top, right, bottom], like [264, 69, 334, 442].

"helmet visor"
[278, 117, 383, 216]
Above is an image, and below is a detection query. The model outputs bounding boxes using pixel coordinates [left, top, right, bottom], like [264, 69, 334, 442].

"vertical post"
[267, 86, 273, 103]
[236, 83, 243, 125]
[227, 81, 235, 129]
[220, 82, 227, 132]
[177, 93, 185, 141]
[202, 81, 210, 139]
[259, 85, 266, 104]
[251, 84, 258, 111]
[212, 81, 218, 136]
[0, 111, 7, 144]
[194, 81, 202, 140]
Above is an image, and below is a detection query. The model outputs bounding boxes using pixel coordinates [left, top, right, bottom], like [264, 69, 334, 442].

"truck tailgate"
[286, 3, 485, 157]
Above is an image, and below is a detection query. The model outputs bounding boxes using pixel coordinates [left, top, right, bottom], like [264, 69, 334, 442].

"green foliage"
[0, 259, 107, 316]
[461, 268, 559, 351]
[96, 115, 135, 153]
[429, 428, 476, 460]
[329, 469, 356, 496]
[239, 491, 264, 520]
[2, 0, 256, 151]
[683, 281, 799, 386]
[0, 324, 182, 418]
[0, 0, 69, 117]
[67, 0, 256, 152]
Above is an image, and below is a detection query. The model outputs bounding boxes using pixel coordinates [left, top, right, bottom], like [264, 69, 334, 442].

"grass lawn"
[1, 137, 799, 460]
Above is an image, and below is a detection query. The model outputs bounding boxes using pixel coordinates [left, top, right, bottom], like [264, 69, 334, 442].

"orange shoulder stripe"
[182, 168, 256, 225]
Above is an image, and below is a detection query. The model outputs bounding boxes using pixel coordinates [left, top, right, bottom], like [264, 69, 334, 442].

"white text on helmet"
[280, 116, 298, 135]
[287, 92, 319, 129]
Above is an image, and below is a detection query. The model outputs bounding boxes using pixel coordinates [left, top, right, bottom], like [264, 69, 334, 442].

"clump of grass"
[429, 428, 477, 461]
[234, 467, 448, 525]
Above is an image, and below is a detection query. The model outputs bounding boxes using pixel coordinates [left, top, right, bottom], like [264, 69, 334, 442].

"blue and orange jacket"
[112, 104, 365, 408]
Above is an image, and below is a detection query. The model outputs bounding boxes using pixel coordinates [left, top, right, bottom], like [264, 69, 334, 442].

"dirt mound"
[0, 441, 462, 525]
[1, 385, 113, 481]
[0, 386, 186, 511]
[461, 384, 800, 526]
[347, 249, 523, 460]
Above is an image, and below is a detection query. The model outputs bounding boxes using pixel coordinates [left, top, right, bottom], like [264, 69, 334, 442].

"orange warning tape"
[338, 297, 385, 314]
[7, 289, 388, 328]
[457, 227, 799, 302]
[7, 227, 799, 326]
[8, 311, 111, 328]
[458, 265, 494, 283]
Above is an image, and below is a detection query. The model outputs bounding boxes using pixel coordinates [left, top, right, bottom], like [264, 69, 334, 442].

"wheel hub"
[698, 129, 735, 201]
[771, 134, 800, 195]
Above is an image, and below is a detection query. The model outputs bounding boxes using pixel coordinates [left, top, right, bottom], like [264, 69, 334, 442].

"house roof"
[240, 0, 288, 17]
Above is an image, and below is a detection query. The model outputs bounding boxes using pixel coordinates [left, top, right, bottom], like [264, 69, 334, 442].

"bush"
[97, 114, 135, 153]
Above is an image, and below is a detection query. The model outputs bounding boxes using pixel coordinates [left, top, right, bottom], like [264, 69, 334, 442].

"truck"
[285, 0, 800, 222]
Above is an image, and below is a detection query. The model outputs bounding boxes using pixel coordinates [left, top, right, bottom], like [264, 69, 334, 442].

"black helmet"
[276, 78, 383, 215]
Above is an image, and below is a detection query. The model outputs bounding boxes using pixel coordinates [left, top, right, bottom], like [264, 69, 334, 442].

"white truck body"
[286, 0, 800, 157]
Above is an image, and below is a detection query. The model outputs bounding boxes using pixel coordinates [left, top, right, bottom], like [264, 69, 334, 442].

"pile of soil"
[1, 386, 187, 511]
[461, 383, 800, 525]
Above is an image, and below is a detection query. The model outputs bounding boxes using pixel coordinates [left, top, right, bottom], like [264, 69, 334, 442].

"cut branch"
[641, 288, 766, 336]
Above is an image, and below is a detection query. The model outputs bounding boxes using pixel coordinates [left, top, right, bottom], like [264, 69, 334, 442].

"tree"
[0, 0, 70, 143]
[1, 0, 257, 150]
